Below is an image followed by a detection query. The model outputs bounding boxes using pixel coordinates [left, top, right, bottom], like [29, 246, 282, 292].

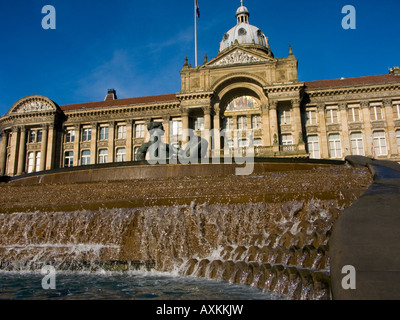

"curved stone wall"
[330, 156, 400, 300]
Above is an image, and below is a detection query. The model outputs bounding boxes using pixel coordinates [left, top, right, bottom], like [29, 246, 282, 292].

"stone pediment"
[208, 48, 272, 67]
[15, 100, 53, 113]
[8, 95, 58, 115]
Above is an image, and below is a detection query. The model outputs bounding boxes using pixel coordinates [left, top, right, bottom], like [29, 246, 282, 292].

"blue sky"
[0, 0, 399, 115]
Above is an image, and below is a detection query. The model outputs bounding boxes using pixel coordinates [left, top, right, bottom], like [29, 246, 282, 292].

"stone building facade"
[1, 3, 400, 177]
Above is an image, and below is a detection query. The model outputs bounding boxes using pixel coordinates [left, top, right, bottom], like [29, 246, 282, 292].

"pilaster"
[16, 126, 26, 175]
[40, 124, 49, 171]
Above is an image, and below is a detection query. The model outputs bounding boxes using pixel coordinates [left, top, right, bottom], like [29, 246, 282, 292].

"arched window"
[307, 135, 320, 159]
[81, 150, 91, 165]
[98, 149, 108, 164]
[65, 151, 73, 168]
[116, 148, 126, 162]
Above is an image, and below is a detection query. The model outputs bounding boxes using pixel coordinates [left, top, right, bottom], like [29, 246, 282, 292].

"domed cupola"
[236, 3, 250, 24]
[219, 1, 273, 57]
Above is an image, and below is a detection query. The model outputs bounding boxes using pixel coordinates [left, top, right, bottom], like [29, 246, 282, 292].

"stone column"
[317, 103, 329, 159]
[45, 124, 56, 170]
[108, 121, 115, 163]
[162, 116, 170, 144]
[361, 100, 373, 157]
[383, 99, 398, 155]
[17, 126, 26, 175]
[8, 126, 19, 176]
[40, 124, 48, 171]
[269, 101, 279, 149]
[339, 102, 350, 157]
[261, 104, 271, 147]
[181, 110, 189, 144]
[126, 120, 133, 162]
[292, 99, 305, 151]
[212, 103, 221, 157]
[203, 106, 212, 157]
[73, 124, 81, 167]
[0, 131, 8, 175]
[90, 122, 97, 165]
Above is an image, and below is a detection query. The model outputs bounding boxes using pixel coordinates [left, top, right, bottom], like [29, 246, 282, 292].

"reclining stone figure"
[135, 122, 208, 163]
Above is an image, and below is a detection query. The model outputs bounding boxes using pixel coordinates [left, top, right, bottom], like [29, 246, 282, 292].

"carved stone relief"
[16, 101, 53, 114]
[212, 50, 265, 66]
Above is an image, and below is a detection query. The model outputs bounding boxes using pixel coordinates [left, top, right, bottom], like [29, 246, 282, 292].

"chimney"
[105, 89, 118, 101]
[389, 66, 400, 76]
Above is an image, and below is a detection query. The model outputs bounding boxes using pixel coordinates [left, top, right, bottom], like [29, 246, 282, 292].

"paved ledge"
[330, 155, 400, 300]
[5, 157, 344, 186]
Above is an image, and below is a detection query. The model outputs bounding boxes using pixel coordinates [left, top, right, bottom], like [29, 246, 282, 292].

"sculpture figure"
[135, 122, 209, 163]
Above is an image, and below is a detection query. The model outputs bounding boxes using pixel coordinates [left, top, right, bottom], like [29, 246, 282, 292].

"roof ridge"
[60, 93, 178, 108]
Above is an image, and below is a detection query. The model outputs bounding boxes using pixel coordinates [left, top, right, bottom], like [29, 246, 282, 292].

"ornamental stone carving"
[382, 99, 392, 107]
[16, 100, 53, 114]
[212, 50, 265, 66]
[360, 100, 370, 109]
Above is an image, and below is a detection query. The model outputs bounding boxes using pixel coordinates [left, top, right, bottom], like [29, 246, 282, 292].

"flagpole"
[194, 0, 198, 67]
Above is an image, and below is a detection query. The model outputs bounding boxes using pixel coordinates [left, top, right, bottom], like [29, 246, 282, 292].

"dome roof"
[235, 5, 249, 17]
[219, 4, 271, 55]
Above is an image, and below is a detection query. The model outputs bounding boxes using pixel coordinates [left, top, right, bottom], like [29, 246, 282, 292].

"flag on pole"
[196, 0, 200, 18]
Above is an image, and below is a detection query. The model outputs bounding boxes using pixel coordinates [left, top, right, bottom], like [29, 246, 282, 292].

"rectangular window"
[64, 151, 74, 168]
[396, 130, 400, 151]
[36, 130, 43, 143]
[27, 152, 34, 173]
[29, 131, 36, 143]
[117, 125, 127, 140]
[329, 133, 342, 158]
[116, 147, 126, 162]
[278, 109, 291, 125]
[370, 105, 383, 121]
[350, 132, 365, 156]
[393, 104, 400, 119]
[281, 134, 293, 145]
[305, 109, 317, 126]
[135, 124, 145, 138]
[251, 115, 261, 129]
[238, 139, 248, 148]
[348, 107, 361, 122]
[307, 135, 320, 159]
[224, 117, 233, 131]
[66, 130, 75, 143]
[98, 149, 108, 164]
[81, 150, 91, 165]
[82, 128, 92, 142]
[373, 131, 387, 156]
[252, 138, 262, 147]
[171, 120, 182, 136]
[194, 117, 204, 131]
[326, 108, 339, 124]
[99, 127, 109, 140]
[237, 116, 247, 130]
[35, 152, 41, 172]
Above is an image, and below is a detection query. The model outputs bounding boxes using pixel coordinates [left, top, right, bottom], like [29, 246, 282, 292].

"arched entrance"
[213, 81, 268, 156]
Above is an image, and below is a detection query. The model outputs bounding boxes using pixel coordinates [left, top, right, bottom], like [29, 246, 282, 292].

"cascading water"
[0, 165, 372, 300]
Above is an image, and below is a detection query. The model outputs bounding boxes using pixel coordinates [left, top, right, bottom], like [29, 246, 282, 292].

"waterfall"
[0, 166, 372, 300]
